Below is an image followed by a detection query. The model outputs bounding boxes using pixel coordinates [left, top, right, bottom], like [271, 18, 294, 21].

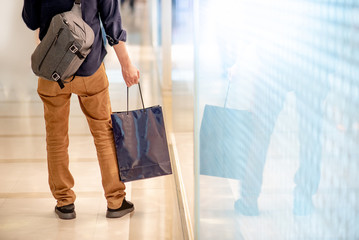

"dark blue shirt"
[22, 0, 127, 76]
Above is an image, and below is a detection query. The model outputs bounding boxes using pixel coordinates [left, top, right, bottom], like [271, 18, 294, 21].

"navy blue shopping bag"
[111, 83, 172, 182]
[200, 104, 253, 180]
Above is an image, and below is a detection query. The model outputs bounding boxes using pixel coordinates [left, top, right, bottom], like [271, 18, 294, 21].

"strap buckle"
[70, 44, 78, 54]
[52, 72, 61, 81]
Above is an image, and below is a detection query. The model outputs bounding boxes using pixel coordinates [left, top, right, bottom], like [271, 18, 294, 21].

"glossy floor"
[0, 1, 183, 240]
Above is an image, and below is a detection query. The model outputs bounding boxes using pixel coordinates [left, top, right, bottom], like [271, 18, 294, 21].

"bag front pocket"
[37, 28, 64, 71]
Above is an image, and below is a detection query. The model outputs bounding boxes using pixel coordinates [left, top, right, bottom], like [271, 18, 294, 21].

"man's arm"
[99, 0, 139, 86]
[113, 42, 139, 87]
[22, 0, 41, 30]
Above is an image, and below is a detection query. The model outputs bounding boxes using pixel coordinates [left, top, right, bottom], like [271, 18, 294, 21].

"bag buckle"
[70, 44, 78, 53]
[52, 72, 61, 81]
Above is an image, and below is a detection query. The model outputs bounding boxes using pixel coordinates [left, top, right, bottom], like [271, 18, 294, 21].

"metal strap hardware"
[52, 72, 64, 89]
[69, 44, 85, 59]
[69, 44, 78, 53]
[52, 72, 61, 81]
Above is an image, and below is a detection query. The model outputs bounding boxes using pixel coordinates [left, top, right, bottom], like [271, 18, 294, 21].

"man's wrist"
[120, 58, 132, 68]
[113, 42, 132, 68]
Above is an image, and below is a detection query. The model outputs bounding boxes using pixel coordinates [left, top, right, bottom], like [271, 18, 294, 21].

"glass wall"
[194, 0, 359, 239]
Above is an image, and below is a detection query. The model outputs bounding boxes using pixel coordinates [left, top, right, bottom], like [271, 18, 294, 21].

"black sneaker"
[55, 203, 76, 220]
[106, 199, 135, 218]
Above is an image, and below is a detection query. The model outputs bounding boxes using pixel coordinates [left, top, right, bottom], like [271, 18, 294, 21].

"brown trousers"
[37, 64, 126, 209]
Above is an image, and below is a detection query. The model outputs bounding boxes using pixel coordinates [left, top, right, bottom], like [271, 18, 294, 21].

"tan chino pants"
[37, 63, 125, 209]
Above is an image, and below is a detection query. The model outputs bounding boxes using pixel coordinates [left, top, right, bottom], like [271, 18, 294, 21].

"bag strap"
[224, 76, 231, 108]
[54, 0, 82, 89]
[72, 0, 82, 17]
[127, 82, 146, 115]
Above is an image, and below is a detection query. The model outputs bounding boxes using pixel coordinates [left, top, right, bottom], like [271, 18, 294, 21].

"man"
[22, 0, 139, 219]
[231, 46, 326, 216]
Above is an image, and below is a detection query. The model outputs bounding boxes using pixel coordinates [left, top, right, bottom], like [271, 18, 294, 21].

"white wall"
[0, 1, 38, 101]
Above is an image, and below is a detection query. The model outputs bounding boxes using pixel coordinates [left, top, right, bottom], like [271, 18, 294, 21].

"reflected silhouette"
[230, 46, 328, 216]
[196, 0, 359, 238]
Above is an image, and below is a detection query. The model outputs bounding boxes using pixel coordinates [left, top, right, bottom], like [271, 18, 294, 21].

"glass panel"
[194, 0, 359, 239]
[172, 0, 195, 231]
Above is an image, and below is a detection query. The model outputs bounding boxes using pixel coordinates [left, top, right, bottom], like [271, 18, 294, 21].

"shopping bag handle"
[224, 73, 231, 108]
[127, 82, 146, 115]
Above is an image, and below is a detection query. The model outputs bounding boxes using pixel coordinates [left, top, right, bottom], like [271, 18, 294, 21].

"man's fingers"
[124, 69, 140, 87]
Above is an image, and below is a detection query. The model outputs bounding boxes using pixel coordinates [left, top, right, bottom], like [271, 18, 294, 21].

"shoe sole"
[106, 206, 135, 218]
[55, 208, 76, 220]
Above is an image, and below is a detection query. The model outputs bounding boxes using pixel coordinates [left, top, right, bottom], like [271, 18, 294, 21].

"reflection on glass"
[196, 0, 359, 239]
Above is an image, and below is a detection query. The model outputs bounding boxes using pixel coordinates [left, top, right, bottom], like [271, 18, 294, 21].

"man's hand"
[113, 41, 140, 87]
[122, 63, 140, 87]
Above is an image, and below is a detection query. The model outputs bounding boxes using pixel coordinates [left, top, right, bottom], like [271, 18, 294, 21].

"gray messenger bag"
[31, 0, 94, 89]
